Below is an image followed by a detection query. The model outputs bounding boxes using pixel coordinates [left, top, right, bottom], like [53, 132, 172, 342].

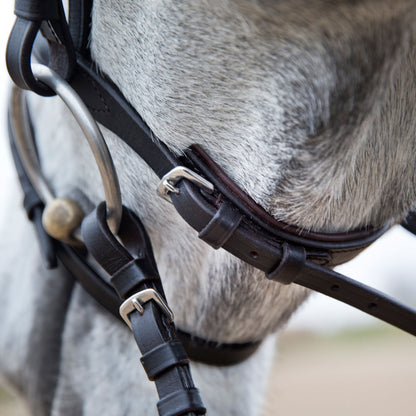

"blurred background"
[0, 1, 415, 415]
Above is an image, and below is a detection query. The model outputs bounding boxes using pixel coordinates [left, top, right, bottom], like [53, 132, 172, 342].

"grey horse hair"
[0, 1, 415, 415]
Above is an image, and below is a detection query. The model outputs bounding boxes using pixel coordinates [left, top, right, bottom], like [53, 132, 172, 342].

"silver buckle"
[157, 166, 214, 203]
[119, 289, 174, 330]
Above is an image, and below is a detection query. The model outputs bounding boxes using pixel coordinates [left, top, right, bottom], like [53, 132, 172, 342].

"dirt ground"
[0, 386, 28, 416]
[1, 327, 415, 416]
[263, 327, 416, 416]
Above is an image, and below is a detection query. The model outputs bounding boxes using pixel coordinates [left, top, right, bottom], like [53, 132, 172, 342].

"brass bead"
[42, 198, 84, 243]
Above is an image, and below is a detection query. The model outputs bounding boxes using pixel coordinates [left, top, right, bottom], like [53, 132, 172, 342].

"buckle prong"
[120, 289, 174, 329]
[157, 166, 214, 203]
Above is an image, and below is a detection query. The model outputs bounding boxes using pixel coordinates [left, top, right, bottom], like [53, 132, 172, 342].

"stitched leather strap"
[175, 329, 261, 366]
[295, 262, 416, 334]
[186, 145, 389, 255]
[71, 56, 179, 178]
[81, 203, 206, 416]
[55, 241, 263, 366]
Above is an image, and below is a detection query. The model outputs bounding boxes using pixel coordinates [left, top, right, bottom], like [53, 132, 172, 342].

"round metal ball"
[42, 198, 84, 243]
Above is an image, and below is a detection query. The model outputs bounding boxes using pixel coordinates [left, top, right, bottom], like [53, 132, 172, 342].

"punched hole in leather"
[198, 202, 243, 249]
[266, 242, 306, 284]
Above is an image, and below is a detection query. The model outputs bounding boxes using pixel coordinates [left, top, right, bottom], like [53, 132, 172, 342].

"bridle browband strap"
[6, 0, 416, 415]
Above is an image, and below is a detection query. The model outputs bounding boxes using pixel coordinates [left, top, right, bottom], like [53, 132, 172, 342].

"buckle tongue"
[120, 289, 174, 329]
[157, 166, 214, 203]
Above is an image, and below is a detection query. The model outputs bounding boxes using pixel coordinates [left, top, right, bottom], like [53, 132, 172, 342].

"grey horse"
[1, 1, 415, 415]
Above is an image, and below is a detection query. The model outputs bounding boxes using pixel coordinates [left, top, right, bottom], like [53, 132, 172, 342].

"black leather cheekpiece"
[81, 203, 206, 416]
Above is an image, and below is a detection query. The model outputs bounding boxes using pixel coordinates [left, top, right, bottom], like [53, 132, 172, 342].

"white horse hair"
[1, 1, 416, 415]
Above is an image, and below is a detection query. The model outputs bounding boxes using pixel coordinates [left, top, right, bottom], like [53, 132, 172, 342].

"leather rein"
[6, 1, 416, 415]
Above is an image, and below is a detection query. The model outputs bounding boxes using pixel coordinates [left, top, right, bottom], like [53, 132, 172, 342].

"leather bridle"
[5, 1, 416, 415]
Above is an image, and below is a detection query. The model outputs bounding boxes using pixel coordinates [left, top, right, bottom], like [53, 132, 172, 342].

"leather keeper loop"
[198, 202, 243, 249]
[157, 388, 206, 416]
[110, 258, 157, 299]
[266, 243, 306, 284]
[140, 341, 189, 382]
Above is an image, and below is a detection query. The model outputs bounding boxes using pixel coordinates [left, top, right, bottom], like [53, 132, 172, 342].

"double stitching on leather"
[141, 341, 190, 381]
[198, 202, 243, 249]
[266, 243, 306, 284]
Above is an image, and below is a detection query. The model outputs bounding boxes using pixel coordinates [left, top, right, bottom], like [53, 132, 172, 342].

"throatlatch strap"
[81, 203, 206, 416]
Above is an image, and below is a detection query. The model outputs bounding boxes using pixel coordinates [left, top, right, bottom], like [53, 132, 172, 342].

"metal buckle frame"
[119, 289, 174, 330]
[157, 166, 214, 203]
